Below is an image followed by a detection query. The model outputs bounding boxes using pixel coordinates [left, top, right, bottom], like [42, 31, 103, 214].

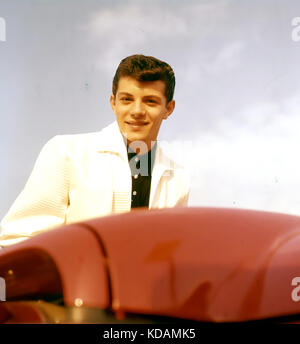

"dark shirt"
[127, 143, 157, 208]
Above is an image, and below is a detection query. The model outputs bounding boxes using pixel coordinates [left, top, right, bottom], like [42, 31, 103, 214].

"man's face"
[110, 76, 175, 151]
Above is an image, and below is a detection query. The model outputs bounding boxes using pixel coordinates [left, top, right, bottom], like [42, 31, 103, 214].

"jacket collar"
[94, 121, 175, 172]
[95, 121, 175, 208]
[95, 121, 128, 160]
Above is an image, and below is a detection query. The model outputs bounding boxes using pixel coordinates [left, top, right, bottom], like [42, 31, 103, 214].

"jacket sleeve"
[0, 136, 70, 247]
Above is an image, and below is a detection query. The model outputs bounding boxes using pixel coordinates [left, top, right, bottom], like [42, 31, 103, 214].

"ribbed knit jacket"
[0, 121, 190, 246]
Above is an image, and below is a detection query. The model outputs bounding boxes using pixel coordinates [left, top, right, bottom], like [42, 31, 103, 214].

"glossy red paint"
[0, 224, 109, 309]
[1, 207, 300, 322]
[86, 207, 300, 321]
[0, 302, 46, 323]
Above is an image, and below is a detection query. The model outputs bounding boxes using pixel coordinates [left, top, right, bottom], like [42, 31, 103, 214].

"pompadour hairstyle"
[112, 54, 175, 103]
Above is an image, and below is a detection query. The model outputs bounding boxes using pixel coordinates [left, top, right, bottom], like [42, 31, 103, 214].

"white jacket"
[0, 122, 190, 246]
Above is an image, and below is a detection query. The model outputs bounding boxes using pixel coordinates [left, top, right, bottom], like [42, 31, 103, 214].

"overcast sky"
[1, 0, 300, 219]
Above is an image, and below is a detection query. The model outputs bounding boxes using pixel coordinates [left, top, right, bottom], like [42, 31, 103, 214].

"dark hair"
[112, 54, 175, 103]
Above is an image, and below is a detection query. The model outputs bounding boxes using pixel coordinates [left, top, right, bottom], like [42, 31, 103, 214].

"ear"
[163, 99, 175, 120]
[110, 94, 116, 113]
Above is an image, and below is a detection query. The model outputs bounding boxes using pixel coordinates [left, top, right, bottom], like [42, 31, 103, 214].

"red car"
[1, 207, 300, 324]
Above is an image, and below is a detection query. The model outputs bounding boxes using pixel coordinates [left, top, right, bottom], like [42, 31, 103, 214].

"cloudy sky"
[1, 0, 300, 219]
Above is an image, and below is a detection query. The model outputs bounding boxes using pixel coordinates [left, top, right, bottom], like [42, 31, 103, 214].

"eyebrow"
[118, 92, 133, 97]
[118, 92, 161, 99]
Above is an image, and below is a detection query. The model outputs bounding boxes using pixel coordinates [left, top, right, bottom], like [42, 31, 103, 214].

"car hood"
[1, 207, 300, 322]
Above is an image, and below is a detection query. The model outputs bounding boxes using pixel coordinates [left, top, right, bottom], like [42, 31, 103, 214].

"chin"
[127, 135, 147, 143]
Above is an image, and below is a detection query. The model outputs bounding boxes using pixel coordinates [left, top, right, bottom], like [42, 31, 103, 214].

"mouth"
[125, 121, 149, 129]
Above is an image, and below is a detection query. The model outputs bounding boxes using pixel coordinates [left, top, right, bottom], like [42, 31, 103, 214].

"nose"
[130, 100, 146, 118]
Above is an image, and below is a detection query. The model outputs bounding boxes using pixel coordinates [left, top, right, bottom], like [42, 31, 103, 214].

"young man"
[0, 54, 190, 247]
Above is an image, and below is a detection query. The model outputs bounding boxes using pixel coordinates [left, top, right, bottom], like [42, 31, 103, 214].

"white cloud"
[85, 3, 188, 71]
[161, 92, 300, 215]
[204, 41, 245, 74]
[84, 0, 240, 73]
[88, 6, 187, 38]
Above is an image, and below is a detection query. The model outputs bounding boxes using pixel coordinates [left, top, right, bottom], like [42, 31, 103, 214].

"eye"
[120, 97, 132, 102]
[146, 99, 157, 104]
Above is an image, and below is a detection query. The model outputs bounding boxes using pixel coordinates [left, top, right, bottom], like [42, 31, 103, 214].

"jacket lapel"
[149, 144, 174, 208]
[94, 122, 131, 212]
[93, 121, 174, 210]
[95, 121, 128, 160]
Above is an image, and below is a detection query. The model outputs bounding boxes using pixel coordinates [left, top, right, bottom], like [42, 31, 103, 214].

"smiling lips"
[126, 121, 149, 129]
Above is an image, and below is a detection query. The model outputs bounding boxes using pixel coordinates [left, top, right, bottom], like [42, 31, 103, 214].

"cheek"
[148, 107, 164, 119]
[115, 106, 127, 117]
[150, 112, 164, 125]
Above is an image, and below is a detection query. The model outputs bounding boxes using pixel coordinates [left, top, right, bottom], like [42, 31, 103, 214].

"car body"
[1, 207, 300, 323]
